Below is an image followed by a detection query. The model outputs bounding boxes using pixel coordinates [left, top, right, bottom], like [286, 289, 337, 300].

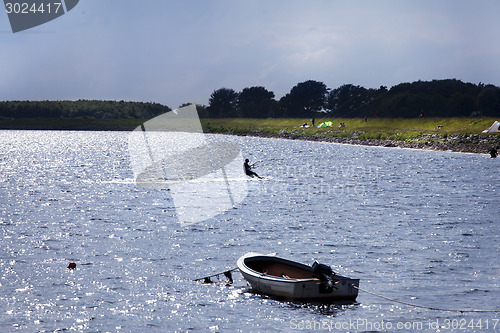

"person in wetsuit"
[489, 147, 498, 158]
[244, 158, 262, 178]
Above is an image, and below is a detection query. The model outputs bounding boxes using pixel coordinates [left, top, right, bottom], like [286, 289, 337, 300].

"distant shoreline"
[0, 118, 143, 131]
[202, 117, 500, 155]
[1, 117, 499, 155]
[225, 131, 500, 155]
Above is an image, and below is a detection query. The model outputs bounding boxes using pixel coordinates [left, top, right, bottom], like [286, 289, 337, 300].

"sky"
[1, 0, 500, 109]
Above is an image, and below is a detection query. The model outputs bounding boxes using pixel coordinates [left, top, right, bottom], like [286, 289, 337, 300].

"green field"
[201, 117, 499, 141]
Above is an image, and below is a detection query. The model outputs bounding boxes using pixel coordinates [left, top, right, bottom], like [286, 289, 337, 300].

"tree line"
[1, 79, 499, 119]
[0, 100, 171, 119]
[206, 79, 500, 118]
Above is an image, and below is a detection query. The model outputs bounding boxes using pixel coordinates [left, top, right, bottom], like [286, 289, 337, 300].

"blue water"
[0, 130, 499, 332]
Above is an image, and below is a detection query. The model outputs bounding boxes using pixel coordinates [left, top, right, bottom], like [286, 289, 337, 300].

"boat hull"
[237, 253, 359, 301]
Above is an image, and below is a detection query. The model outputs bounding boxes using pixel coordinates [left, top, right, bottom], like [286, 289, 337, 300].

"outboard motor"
[312, 261, 336, 292]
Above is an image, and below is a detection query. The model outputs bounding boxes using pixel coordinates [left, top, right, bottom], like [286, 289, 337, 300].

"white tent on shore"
[482, 121, 500, 133]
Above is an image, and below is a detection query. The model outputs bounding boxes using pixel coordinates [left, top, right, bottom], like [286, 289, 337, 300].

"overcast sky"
[1, 0, 500, 109]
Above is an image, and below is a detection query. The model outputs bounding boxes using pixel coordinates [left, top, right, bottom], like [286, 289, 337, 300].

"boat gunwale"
[237, 254, 353, 283]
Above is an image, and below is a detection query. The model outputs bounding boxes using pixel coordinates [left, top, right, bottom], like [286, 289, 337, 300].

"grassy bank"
[2, 116, 495, 135]
[201, 117, 497, 139]
[202, 117, 500, 154]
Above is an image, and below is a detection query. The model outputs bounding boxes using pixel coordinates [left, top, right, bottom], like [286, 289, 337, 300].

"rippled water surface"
[1, 130, 499, 332]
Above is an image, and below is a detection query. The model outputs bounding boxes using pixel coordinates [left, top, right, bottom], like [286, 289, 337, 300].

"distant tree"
[238, 86, 276, 118]
[326, 84, 376, 117]
[367, 79, 498, 118]
[207, 88, 239, 118]
[195, 104, 209, 118]
[177, 103, 209, 118]
[476, 85, 500, 116]
[281, 80, 328, 117]
[277, 93, 293, 118]
[448, 93, 475, 117]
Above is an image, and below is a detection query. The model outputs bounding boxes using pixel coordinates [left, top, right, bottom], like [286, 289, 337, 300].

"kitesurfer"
[244, 159, 262, 178]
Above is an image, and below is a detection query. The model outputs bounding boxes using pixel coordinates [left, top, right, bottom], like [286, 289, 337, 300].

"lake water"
[0, 130, 499, 332]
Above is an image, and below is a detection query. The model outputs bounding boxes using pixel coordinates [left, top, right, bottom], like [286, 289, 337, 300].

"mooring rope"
[193, 268, 239, 284]
[354, 286, 500, 313]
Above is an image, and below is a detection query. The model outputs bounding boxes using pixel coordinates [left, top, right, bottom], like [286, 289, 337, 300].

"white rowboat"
[237, 253, 359, 301]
